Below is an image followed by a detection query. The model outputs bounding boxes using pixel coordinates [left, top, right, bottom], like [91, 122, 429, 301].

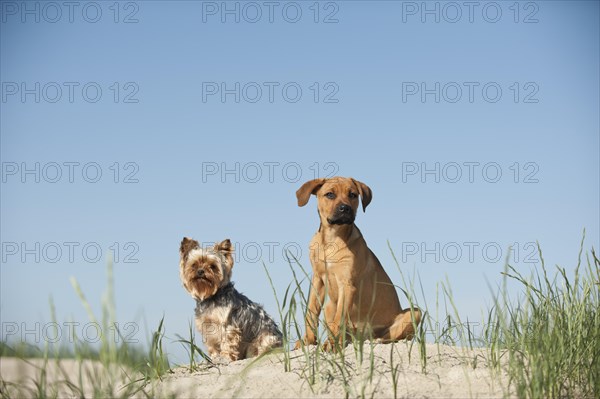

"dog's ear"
[214, 239, 234, 268]
[296, 178, 326, 207]
[351, 178, 372, 212]
[180, 237, 199, 260]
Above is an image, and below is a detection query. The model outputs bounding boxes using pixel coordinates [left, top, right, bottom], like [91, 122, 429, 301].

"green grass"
[174, 320, 213, 373]
[2, 236, 598, 398]
[263, 234, 599, 398]
[0, 261, 171, 398]
[485, 238, 600, 398]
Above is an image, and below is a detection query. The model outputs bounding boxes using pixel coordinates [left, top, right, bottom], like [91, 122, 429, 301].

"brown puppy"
[294, 177, 421, 350]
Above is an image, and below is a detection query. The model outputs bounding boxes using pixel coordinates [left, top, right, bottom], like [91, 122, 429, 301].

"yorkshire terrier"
[179, 237, 282, 362]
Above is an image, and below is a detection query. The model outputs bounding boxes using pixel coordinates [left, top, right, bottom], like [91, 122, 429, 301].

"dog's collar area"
[195, 282, 235, 306]
[326, 218, 354, 226]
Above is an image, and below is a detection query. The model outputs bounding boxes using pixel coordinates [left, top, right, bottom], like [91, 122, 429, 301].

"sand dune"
[1, 341, 512, 398]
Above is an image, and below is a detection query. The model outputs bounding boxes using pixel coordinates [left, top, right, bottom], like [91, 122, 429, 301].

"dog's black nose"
[196, 269, 205, 277]
[338, 204, 351, 213]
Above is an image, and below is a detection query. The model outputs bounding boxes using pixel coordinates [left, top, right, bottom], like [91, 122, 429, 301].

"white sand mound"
[1, 342, 513, 398]
[157, 342, 512, 398]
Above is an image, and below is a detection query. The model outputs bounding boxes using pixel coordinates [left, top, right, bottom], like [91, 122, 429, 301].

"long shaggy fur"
[179, 237, 282, 361]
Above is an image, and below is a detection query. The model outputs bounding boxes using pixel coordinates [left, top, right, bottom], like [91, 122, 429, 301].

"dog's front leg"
[218, 325, 243, 362]
[295, 275, 325, 349]
[324, 283, 355, 351]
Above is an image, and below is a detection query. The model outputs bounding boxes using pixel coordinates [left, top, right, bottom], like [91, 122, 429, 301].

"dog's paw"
[322, 337, 349, 352]
[211, 355, 235, 365]
[294, 338, 316, 350]
[322, 339, 337, 352]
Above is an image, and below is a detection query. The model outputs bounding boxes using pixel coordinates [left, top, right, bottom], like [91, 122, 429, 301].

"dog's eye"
[210, 264, 217, 271]
[325, 192, 335, 199]
[349, 192, 358, 199]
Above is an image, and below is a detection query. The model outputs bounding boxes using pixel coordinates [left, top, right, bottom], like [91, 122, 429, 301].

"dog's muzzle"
[327, 203, 355, 225]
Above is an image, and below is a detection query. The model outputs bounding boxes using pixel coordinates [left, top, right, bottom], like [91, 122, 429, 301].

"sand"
[1, 342, 513, 398]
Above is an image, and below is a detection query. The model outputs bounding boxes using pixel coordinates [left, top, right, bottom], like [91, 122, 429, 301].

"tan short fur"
[295, 177, 421, 350]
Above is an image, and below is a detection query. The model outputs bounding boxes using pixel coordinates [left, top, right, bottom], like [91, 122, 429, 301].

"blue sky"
[1, 1, 599, 363]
